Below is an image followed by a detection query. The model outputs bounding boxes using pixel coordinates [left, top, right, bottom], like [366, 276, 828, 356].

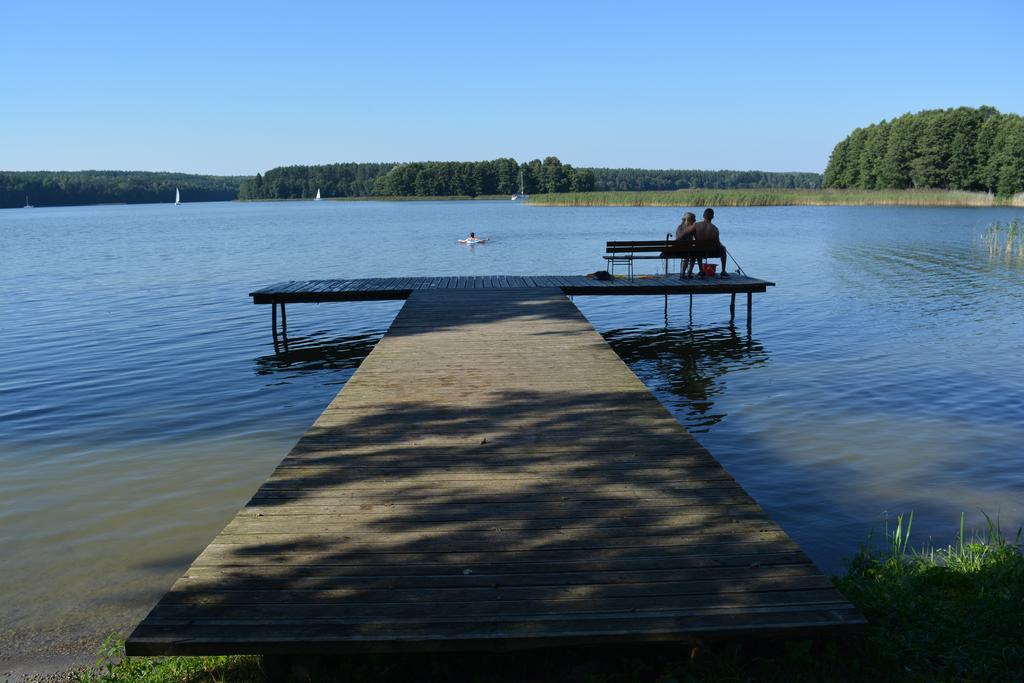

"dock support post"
[271, 303, 281, 353]
[747, 292, 753, 327]
[730, 293, 736, 322]
[281, 303, 287, 338]
[261, 655, 291, 683]
[689, 294, 693, 317]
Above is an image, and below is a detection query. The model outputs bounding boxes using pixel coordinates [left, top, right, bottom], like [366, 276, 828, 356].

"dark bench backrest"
[606, 239, 721, 255]
[606, 240, 672, 254]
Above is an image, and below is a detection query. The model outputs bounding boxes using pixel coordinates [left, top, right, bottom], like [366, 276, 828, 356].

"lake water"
[2, 200, 1023, 670]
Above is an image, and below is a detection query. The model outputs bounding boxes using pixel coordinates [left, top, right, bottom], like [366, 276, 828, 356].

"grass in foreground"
[80, 515, 1023, 682]
[79, 634, 263, 682]
[528, 188, 1024, 207]
[836, 513, 1024, 681]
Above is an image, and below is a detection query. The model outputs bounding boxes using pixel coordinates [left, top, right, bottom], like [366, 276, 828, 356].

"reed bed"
[980, 217, 1024, 263]
[528, 188, 1024, 207]
[80, 516, 1023, 682]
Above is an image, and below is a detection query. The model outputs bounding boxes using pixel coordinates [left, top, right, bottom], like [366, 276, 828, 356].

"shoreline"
[11, 191, 1024, 210]
[238, 195, 513, 203]
[2, 654, 92, 683]
[526, 188, 1024, 208]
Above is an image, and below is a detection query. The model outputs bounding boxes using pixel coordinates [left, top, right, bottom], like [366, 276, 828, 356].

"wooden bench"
[605, 239, 724, 279]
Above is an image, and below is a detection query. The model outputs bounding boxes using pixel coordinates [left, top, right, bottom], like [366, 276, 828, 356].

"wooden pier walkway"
[127, 285, 862, 657]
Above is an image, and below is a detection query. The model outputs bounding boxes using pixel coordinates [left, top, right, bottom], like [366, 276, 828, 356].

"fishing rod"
[725, 248, 747, 276]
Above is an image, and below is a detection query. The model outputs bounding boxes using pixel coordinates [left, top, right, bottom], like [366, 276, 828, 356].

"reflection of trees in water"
[255, 331, 384, 375]
[602, 323, 767, 432]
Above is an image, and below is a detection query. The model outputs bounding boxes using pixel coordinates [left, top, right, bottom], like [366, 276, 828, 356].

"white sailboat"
[174, 187, 181, 206]
[23, 195, 33, 208]
[314, 188, 321, 201]
[511, 170, 528, 201]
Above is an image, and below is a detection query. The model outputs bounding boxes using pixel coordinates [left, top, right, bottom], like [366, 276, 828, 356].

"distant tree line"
[1, 159, 834, 209]
[241, 161, 818, 199]
[0, 170, 244, 208]
[824, 106, 1024, 196]
[372, 157, 595, 196]
[584, 168, 822, 191]
[238, 163, 393, 200]
[239, 157, 596, 199]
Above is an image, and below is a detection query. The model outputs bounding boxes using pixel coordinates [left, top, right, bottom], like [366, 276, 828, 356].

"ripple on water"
[1, 202, 1023, 666]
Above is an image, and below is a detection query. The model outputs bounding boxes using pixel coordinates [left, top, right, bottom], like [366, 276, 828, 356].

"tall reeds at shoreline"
[528, 188, 1024, 207]
[980, 217, 1024, 263]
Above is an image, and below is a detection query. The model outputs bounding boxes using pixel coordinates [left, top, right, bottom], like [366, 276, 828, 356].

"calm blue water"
[2, 200, 1023, 665]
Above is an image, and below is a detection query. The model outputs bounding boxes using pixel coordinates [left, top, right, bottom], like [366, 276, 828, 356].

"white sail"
[315, 188, 321, 201]
[512, 169, 528, 201]
[175, 188, 181, 205]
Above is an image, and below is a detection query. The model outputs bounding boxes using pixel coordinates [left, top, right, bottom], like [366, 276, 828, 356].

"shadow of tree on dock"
[131, 288, 859, 658]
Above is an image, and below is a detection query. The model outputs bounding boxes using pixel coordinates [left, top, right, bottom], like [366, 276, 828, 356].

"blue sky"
[2, 0, 1021, 175]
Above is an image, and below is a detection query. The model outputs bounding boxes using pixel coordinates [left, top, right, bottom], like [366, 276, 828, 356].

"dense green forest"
[374, 157, 593, 196]
[2, 162, 823, 207]
[238, 160, 824, 200]
[9, 108, 1022, 206]
[238, 158, 595, 199]
[237, 163, 394, 200]
[586, 168, 822, 191]
[0, 170, 245, 209]
[824, 106, 1024, 196]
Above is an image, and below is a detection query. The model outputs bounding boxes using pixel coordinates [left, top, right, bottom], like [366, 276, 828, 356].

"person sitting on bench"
[674, 212, 697, 277]
[680, 208, 729, 278]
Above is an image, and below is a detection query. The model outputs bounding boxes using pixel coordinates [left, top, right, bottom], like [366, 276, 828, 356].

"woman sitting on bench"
[675, 212, 697, 277]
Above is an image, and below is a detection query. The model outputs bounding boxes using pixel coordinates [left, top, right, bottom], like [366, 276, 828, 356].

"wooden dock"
[249, 274, 775, 345]
[127, 283, 863, 657]
[248, 274, 774, 303]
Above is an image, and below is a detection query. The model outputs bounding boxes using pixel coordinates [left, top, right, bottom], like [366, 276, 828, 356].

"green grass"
[76, 634, 263, 682]
[836, 513, 1024, 681]
[527, 188, 1024, 207]
[78, 515, 1024, 682]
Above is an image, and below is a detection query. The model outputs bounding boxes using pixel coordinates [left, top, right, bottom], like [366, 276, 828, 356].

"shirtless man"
[680, 208, 728, 278]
